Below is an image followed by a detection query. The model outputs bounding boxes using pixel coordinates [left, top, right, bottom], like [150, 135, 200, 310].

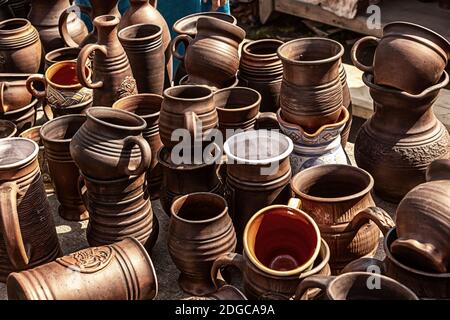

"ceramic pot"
[77, 15, 137, 107]
[342, 228, 450, 299]
[44, 47, 81, 70]
[391, 180, 450, 273]
[351, 22, 450, 94]
[70, 107, 151, 180]
[212, 239, 331, 300]
[7, 0, 31, 18]
[168, 192, 236, 295]
[291, 164, 396, 274]
[112, 94, 163, 200]
[0, 18, 43, 73]
[0, 0, 13, 20]
[7, 238, 158, 300]
[119, 0, 172, 88]
[40, 115, 88, 221]
[171, 17, 245, 88]
[224, 130, 293, 251]
[426, 159, 450, 181]
[118, 24, 165, 95]
[43, 97, 92, 121]
[59, 0, 120, 48]
[27, 0, 87, 52]
[0, 120, 17, 138]
[239, 39, 283, 113]
[18, 126, 53, 194]
[159, 85, 218, 149]
[184, 285, 247, 300]
[1, 97, 38, 134]
[0, 74, 33, 113]
[80, 173, 159, 252]
[26, 61, 93, 109]
[294, 272, 418, 300]
[278, 107, 349, 174]
[355, 72, 450, 202]
[158, 145, 222, 216]
[0, 138, 61, 282]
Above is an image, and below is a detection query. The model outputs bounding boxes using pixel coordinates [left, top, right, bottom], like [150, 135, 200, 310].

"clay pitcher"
[0, 138, 61, 282]
[119, 0, 172, 88]
[28, 0, 88, 52]
[77, 15, 137, 107]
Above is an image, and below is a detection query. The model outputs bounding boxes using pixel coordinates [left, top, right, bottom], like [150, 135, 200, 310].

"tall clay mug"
[26, 61, 92, 109]
[243, 198, 321, 276]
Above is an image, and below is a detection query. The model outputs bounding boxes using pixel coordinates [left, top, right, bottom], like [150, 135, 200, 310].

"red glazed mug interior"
[243, 198, 321, 276]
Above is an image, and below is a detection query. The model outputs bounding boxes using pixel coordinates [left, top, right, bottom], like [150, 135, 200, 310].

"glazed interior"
[279, 38, 343, 63]
[292, 165, 372, 200]
[47, 62, 85, 87]
[40, 116, 85, 141]
[247, 207, 318, 272]
[0, 138, 37, 168]
[172, 193, 226, 222]
[119, 24, 161, 40]
[215, 88, 260, 110]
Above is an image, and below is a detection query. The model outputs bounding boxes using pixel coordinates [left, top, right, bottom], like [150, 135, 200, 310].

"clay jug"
[119, 0, 172, 88]
[28, 0, 88, 52]
[59, 0, 120, 48]
[77, 15, 137, 107]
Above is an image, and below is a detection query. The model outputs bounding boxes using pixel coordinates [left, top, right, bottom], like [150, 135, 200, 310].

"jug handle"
[292, 275, 334, 300]
[123, 136, 152, 177]
[348, 206, 395, 236]
[255, 112, 280, 130]
[184, 111, 200, 144]
[171, 34, 193, 62]
[350, 36, 379, 73]
[58, 5, 91, 48]
[0, 182, 30, 269]
[26, 74, 47, 99]
[77, 44, 107, 89]
[211, 252, 245, 289]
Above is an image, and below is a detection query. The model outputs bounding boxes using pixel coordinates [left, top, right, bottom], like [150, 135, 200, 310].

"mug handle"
[292, 275, 334, 300]
[77, 175, 88, 207]
[123, 136, 152, 177]
[77, 43, 107, 89]
[350, 36, 379, 73]
[255, 112, 280, 130]
[211, 252, 245, 289]
[341, 257, 386, 274]
[287, 198, 302, 210]
[184, 111, 200, 144]
[58, 4, 91, 48]
[0, 182, 30, 269]
[348, 206, 395, 236]
[26, 74, 47, 99]
[171, 34, 193, 62]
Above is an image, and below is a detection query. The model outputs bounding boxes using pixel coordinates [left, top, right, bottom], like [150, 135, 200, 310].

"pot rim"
[163, 84, 214, 102]
[0, 137, 38, 169]
[86, 106, 147, 131]
[44, 61, 91, 90]
[157, 144, 221, 170]
[173, 12, 237, 35]
[112, 93, 162, 119]
[243, 203, 322, 277]
[243, 39, 285, 59]
[291, 164, 374, 203]
[179, 75, 240, 90]
[45, 47, 80, 64]
[224, 130, 293, 165]
[118, 23, 162, 43]
[277, 37, 344, 66]
[170, 192, 228, 224]
[0, 119, 17, 137]
[40, 114, 86, 143]
[215, 86, 261, 113]
[0, 18, 30, 34]
[93, 15, 120, 28]
[196, 16, 246, 42]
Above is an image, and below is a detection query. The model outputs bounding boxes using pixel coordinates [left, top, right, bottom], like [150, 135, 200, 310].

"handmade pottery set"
[0, 2, 449, 301]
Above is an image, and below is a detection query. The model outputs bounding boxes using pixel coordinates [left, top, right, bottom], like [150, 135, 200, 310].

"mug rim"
[0, 137, 39, 169]
[215, 86, 261, 113]
[170, 192, 228, 224]
[45, 60, 91, 90]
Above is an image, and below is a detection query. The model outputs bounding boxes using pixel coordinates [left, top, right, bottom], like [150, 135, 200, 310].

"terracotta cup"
[40, 115, 88, 221]
[0, 120, 17, 139]
[44, 47, 81, 70]
[294, 272, 418, 300]
[26, 61, 93, 110]
[7, 238, 158, 300]
[168, 192, 237, 295]
[0, 138, 61, 282]
[0, 76, 33, 113]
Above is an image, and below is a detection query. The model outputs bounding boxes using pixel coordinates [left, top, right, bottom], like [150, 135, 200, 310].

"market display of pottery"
[0, 3, 449, 301]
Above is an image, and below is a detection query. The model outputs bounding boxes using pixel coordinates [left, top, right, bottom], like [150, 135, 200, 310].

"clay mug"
[293, 272, 418, 300]
[351, 22, 450, 94]
[0, 78, 33, 113]
[0, 120, 17, 139]
[26, 61, 93, 109]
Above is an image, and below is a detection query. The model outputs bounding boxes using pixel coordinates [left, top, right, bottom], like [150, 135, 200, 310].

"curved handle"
[26, 74, 47, 98]
[77, 44, 107, 89]
[287, 198, 302, 209]
[58, 5, 90, 48]
[341, 257, 385, 274]
[184, 111, 199, 144]
[255, 112, 280, 130]
[211, 252, 245, 289]
[348, 206, 395, 236]
[292, 275, 334, 300]
[123, 135, 152, 176]
[350, 36, 379, 73]
[0, 182, 30, 269]
[77, 175, 88, 207]
[0, 82, 5, 112]
[171, 34, 193, 62]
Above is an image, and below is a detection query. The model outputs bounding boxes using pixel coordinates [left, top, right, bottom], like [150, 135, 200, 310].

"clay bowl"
[0, 119, 17, 138]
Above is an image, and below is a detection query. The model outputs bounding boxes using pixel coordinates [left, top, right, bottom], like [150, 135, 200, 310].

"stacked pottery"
[70, 107, 158, 252]
[239, 39, 284, 113]
[291, 164, 396, 274]
[352, 22, 450, 202]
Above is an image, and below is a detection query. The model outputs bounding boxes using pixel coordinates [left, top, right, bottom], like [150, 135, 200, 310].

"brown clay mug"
[26, 61, 93, 109]
[0, 77, 33, 113]
[293, 272, 418, 300]
[0, 120, 17, 139]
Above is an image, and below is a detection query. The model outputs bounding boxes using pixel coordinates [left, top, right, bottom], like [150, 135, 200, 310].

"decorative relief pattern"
[57, 246, 114, 273]
[116, 76, 137, 100]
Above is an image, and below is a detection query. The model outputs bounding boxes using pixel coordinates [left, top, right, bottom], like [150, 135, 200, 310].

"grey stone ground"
[0, 117, 397, 300]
